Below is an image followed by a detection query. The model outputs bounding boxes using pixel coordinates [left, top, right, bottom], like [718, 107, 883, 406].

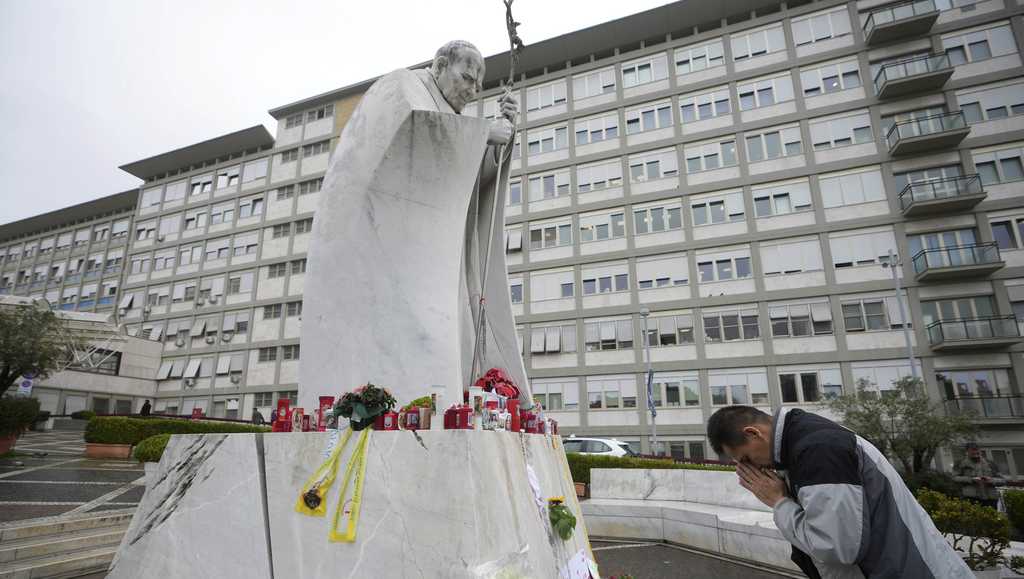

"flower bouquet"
[474, 367, 520, 399]
[334, 383, 397, 431]
[548, 496, 576, 541]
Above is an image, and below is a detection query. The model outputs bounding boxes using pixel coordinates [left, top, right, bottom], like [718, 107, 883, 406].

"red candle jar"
[506, 399, 520, 432]
[403, 409, 420, 431]
[374, 411, 399, 430]
[521, 409, 538, 434]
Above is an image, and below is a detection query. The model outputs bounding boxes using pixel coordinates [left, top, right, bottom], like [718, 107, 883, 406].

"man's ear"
[435, 55, 449, 73]
[742, 425, 763, 440]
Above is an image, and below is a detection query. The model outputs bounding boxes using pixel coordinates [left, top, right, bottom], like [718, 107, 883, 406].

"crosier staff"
[470, 0, 527, 406]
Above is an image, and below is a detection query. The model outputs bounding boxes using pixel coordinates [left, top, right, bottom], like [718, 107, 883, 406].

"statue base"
[108, 430, 596, 578]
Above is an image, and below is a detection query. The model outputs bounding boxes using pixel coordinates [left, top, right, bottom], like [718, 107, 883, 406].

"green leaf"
[353, 402, 370, 420]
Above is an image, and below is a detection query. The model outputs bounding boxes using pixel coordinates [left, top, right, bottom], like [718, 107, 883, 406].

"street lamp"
[881, 249, 920, 379]
[639, 306, 657, 454]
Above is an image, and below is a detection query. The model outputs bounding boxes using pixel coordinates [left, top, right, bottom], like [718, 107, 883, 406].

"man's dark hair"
[706, 405, 771, 455]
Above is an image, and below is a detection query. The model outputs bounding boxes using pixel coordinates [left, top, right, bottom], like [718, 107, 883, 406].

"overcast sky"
[0, 0, 675, 226]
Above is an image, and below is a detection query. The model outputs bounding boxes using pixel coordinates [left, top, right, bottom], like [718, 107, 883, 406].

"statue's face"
[435, 49, 484, 113]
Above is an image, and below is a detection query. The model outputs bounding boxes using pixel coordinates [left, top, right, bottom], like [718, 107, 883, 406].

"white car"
[562, 436, 637, 457]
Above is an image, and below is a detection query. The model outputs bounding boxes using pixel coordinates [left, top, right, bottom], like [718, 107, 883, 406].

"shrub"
[71, 410, 96, 420]
[0, 397, 42, 437]
[566, 452, 734, 485]
[917, 488, 1010, 570]
[1004, 489, 1024, 539]
[901, 469, 961, 498]
[134, 434, 171, 463]
[85, 416, 269, 446]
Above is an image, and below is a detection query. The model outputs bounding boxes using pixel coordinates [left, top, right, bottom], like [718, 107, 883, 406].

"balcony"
[945, 396, 1024, 420]
[874, 54, 953, 99]
[898, 175, 986, 216]
[926, 315, 1021, 351]
[886, 111, 970, 156]
[912, 243, 1004, 281]
[864, 0, 940, 45]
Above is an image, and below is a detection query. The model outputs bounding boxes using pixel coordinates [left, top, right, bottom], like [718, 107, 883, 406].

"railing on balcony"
[874, 53, 952, 92]
[946, 395, 1024, 419]
[911, 242, 1001, 274]
[926, 315, 1020, 346]
[886, 111, 967, 150]
[898, 174, 984, 212]
[864, 0, 938, 38]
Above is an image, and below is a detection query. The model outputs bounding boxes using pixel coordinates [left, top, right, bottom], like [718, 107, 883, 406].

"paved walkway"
[0, 430, 145, 523]
[592, 540, 800, 579]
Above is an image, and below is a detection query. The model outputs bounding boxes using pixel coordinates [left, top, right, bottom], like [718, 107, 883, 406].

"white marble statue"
[298, 40, 531, 413]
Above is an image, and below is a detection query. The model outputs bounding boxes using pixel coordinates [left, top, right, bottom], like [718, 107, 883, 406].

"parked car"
[562, 436, 637, 457]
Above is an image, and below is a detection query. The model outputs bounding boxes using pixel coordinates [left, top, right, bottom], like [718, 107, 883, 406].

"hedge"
[84, 416, 269, 446]
[566, 452, 734, 485]
[1005, 489, 1024, 538]
[0, 397, 42, 437]
[134, 434, 171, 463]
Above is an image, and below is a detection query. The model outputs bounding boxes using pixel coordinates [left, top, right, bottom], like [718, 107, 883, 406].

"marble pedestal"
[108, 430, 594, 579]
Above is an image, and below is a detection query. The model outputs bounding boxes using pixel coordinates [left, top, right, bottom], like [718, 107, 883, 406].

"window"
[285, 301, 302, 317]
[257, 347, 277, 362]
[843, 297, 908, 331]
[528, 268, 575, 302]
[586, 376, 638, 409]
[184, 208, 208, 230]
[810, 111, 873, 150]
[238, 195, 264, 218]
[272, 224, 291, 239]
[791, 7, 852, 46]
[299, 178, 323, 196]
[227, 272, 253, 294]
[800, 58, 861, 97]
[581, 271, 629, 295]
[760, 238, 824, 275]
[129, 254, 150, 274]
[507, 179, 522, 206]
[691, 191, 744, 225]
[574, 112, 619, 145]
[937, 368, 1012, 399]
[279, 149, 299, 164]
[204, 237, 230, 261]
[829, 228, 897, 268]
[651, 373, 700, 407]
[745, 125, 803, 161]
[731, 23, 786, 61]
[674, 40, 725, 75]
[634, 204, 682, 235]
[152, 249, 176, 271]
[178, 245, 203, 266]
[584, 319, 634, 351]
[294, 218, 313, 234]
[282, 345, 300, 360]
[307, 103, 334, 122]
[990, 217, 1024, 250]
[573, 67, 616, 100]
[625, 100, 673, 134]
[942, 23, 1016, 66]
[697, 252, 752, 282]
[643, 313, 695, 345]
[703, 308, 760, 341]
[780, 369, 842, 403]
[974, 145, 1024, 186]
[684, 139, 737, 173]
[529, 324, 578, 354]
[636, 254, 688, 289]
[164, 180, 186, 202]
[210, 203, 235, 225]
[527, 170, 570, 202]
[510, 283, 523, 304]
[958, 81, 1024, 124]
[172, 281, 197, 303]
[216, 165, 240, 189]
[526, 80, 567, 111]
[736, 74, 795, 111]
[532, 379, 579, 411]
[135, 221, 156, 241]
[302, 141, 329, 158]
[577, 159, 623, 192]
[579, 212, 625, 242]
[852, 361, 913, 395]
[622, 53, 668, 88]
[526, 125, 568, 156]
[190, 174, 213, 196]
[752, 179, 812, 217]
[880, 106, 945, 137]
[820, 167, 885, 208]
[141, 187, 162, 208]
[770, 302, 833, 336]
[529, 222, 572, 249]
[679, 88, 731, 123]
[290, 259, 307, 274]
[627, 148, 678, 182]
[263, 304, 283, 319]
[284, 113, 304, 129]
[232, 232, 258, 257]
[709, 370, 769, 405]
[267, 263, 288, 278]
[922, 295, 996, 327]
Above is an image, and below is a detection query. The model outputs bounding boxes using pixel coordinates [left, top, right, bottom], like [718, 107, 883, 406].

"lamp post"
[882, 249, 920, 379]
[640, 306, 657, 454]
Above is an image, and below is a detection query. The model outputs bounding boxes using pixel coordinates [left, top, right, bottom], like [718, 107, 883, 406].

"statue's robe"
[298, 68, 530, 412]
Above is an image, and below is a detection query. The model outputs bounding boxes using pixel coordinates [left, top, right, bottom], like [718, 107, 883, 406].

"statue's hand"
[487, 118, 513, 145]
[498, 89, 518, 122]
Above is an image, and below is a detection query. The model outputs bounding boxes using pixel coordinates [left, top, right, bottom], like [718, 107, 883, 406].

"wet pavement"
[592, 540, 800, 579]
[0, 430, 144, 523]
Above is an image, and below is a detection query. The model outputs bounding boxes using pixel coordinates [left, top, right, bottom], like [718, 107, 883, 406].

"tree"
[825, 376, 977, 474]
[0, 303, 77, 397]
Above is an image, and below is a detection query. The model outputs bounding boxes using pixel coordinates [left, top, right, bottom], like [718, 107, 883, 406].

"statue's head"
[430, 40, 485, 113]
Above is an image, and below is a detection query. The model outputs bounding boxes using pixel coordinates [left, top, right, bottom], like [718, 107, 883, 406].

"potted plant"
[0, 397, 41, 454]
[335, 383, 397, 431]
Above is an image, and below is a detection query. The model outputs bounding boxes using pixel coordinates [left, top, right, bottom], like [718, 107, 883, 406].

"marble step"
[0, 526, 126, 563]
[0, 509, 135, 543]
[0, 544, 116, 579]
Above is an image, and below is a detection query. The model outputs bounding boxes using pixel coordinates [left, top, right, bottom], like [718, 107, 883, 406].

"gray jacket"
[770, 407, 972, 579]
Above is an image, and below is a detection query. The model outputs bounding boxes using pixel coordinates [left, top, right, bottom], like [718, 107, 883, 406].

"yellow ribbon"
[329, 427, 371, 542]
[295, 428, 353, 517]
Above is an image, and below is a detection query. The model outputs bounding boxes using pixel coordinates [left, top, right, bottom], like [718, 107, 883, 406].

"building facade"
[2, 0, 1023, 473]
